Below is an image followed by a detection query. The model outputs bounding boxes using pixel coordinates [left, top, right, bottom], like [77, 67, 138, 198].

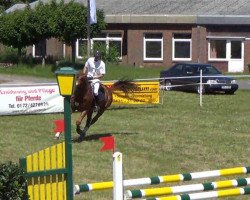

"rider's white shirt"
[85, 57, 106, 79]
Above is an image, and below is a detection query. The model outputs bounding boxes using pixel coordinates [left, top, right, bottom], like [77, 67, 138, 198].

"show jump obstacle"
[19, 67, 77, 200]
[144, 186, 250, 200]
[125, 177, 250, 199]
[20, 145, 250, 200]
[74, 165, 250, 193]
[74, 153, 250, 200]
[19, 142, 67, 200]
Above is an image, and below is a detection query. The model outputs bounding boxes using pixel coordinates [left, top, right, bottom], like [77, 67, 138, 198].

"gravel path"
[0, 74, 56, 85]
[237, 80, 250, 90]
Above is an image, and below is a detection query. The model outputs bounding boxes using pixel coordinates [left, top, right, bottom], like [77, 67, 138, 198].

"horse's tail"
[110, 79, 138, 95]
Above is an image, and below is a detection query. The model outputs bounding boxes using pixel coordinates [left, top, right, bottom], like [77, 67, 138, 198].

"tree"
[52, 1, 106, 62]
[25, 1, 56, 62]
[0, 8, 31, 57]
[27, 2, 55, 43]
[0, 0, 16, 11]
[0, 4, 54, 59]
[0, 0, 106, 62]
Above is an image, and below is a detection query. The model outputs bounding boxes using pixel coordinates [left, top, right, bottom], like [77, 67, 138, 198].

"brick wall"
[244, 40, 250, 72]
[24, 23, 250, 72]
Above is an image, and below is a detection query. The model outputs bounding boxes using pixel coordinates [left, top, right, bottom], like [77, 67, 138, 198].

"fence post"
[113, 152, 123, 200]
[200, 69, 203, 107]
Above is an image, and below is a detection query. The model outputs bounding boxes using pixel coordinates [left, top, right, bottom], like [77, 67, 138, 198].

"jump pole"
[144, 186, 250, 200]
[125, 177, 250, 199]
[74, 166, 250, 194]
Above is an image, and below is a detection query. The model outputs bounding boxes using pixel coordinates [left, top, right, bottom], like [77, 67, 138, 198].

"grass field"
[0, 64, 250, 199]
[0, 63, 249, 80]
[0, 87, 250, 199]
[0, 63, 166, 80]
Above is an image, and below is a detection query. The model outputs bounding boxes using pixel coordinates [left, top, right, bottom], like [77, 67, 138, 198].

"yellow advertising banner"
[103, 81, 160, 105]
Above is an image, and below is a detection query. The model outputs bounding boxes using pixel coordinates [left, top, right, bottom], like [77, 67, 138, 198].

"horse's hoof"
[76, 127, 83, 135]
[78, 133, 86, 141]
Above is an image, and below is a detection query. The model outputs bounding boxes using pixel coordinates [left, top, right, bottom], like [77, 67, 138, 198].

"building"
[6, 0, 250, 72]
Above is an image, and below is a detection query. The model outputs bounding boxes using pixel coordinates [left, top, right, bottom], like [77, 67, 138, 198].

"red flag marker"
[100, 136, 115, 153]
[53, 119, 65, 133]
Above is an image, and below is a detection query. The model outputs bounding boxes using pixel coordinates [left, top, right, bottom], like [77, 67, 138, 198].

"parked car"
[160, 63, 239, 94]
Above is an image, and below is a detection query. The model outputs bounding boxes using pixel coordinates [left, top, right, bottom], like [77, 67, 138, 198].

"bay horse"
[70, 73, 137, 140]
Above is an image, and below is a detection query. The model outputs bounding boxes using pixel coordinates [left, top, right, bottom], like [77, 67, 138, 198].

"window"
[76, 39, 88, 59]
[143, 33, 163, 61]
[172, 34, 191, 61]
[231, 41, 242, 59]
[209, 40, 226, 60]
[33, 40, 46, 57]
[76, 33, 122, 59]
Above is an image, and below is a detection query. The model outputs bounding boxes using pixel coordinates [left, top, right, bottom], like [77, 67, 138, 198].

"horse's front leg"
[76, 111, 87, 135]
[82, 109, 94, 134]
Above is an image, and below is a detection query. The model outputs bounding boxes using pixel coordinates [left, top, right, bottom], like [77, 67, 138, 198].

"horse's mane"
[76, 73, 90, 87]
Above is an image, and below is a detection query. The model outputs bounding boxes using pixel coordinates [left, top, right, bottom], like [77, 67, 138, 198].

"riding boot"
[94, 95, 100, 112]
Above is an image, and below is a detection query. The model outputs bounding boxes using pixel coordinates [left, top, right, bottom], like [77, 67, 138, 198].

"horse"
[70, 73, 137, 140]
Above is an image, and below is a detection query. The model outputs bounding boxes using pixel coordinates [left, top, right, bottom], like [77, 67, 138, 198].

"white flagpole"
[87, 0, 91, 58]
[87, 0, 97, 58]
[200, 69, 203, 107]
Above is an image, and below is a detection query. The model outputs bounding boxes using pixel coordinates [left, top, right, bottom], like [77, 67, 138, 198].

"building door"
[228, 40, 244, 72]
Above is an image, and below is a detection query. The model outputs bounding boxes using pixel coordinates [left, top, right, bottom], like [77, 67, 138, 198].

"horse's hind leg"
[90, 109, 105, 126]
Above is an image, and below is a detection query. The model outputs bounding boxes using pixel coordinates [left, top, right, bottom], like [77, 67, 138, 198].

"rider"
[83, 50, 106, 112]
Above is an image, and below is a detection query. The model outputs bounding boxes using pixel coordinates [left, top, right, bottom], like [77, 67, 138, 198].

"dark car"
[160, 63, 238, 94]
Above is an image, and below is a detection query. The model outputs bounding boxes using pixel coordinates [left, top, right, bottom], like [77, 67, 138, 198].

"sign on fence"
[0, 81, 160, 115]
[0, 83, 63, 115]
[104, 81, 160, 105]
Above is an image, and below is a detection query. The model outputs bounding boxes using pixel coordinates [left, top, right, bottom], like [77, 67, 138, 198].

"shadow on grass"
[72, 131, 138, 143]
[108, 105, 159, 111]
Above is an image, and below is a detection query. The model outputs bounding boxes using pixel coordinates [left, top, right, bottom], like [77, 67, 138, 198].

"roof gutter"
[198, 15, 250, 25]
[106, 14, 250, 25]
[105, 14, 197, 24]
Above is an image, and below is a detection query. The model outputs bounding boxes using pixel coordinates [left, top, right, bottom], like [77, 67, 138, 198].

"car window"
[182, 65, 195, 76]
[199, 65, 221, 75]
[170, 64, 183, 76]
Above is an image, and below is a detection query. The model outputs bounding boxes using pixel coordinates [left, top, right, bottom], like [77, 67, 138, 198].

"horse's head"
[77, 73, 89, 86]
[71, 73, 92, 111]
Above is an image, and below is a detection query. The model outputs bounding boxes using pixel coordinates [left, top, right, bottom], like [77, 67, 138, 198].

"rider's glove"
[87, 76, 93, 81]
